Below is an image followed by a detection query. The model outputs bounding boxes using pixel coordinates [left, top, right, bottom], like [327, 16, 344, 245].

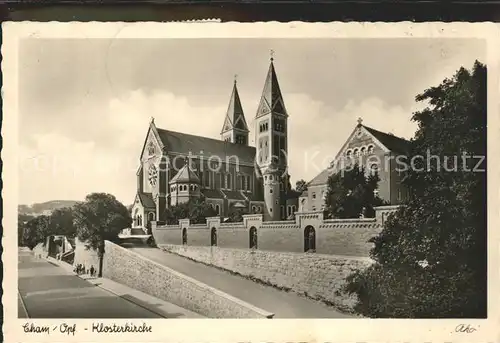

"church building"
[299, 119, 411, 213]
[131, 57, 300, 230]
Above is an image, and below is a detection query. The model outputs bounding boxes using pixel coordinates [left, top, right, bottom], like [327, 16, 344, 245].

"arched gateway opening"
[182, 228, 187, 245]
[211, 227, 217, 246]
[304, 226, 316, 252]
[249, 227, 258, 249]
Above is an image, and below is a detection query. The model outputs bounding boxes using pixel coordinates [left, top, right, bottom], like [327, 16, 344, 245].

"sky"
[18, 38, 485, 205]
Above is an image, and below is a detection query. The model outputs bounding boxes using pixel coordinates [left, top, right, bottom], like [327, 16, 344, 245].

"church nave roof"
[157, 128, 256, 165]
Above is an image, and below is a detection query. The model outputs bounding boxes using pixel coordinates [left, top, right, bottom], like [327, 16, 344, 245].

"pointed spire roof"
[221, 79, 249, 134]
[256, 56, 287, 118]
[169, 158, 200, 184]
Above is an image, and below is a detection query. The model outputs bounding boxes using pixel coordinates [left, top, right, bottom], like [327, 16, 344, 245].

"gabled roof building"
[299, 119, 411, 213]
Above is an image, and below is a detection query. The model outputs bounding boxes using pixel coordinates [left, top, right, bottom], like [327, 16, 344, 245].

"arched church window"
[367, 145, 374, 154]
[353, 148, 359, 157]
[215, 204, 220, 215]
[236, 136, 245, 145]
[360, 147, 366, 155]
[346, 150, 352, 158]
[148, 212, 155, 222]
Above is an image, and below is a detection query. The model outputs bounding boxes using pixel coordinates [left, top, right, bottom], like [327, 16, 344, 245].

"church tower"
[220, 78, 249, 145]
[256, 54, 289, 221]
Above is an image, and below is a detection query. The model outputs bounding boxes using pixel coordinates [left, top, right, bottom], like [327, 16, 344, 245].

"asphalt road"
[18, 249, 162, 318]
[128, 246, 352, 318]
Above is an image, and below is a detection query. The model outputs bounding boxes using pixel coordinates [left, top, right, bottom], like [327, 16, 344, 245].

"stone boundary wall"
[160, 244, 373, 312]
[101, 241, 274, 319]
[152, 206, 399, 257]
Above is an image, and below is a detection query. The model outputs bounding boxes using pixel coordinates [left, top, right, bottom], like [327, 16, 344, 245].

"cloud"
[19, 89, 418, 204]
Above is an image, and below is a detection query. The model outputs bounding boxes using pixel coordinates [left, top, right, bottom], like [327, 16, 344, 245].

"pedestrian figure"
[90, 265, 95, 277]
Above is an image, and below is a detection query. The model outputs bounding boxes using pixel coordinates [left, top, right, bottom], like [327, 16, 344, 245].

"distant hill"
[18, 200, 79, 216]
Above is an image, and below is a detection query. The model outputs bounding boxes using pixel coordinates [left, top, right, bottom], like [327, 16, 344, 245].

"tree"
[295, 179, 308, 193]
[22, 215, 51, 249]
[49, 207, 76, 238]
[18, 213, 35, 246]
[346, 61, 487, 318]
[164, 198, 217, 225]
[324, 164, 386, 219]
[73, 193, 132, 276]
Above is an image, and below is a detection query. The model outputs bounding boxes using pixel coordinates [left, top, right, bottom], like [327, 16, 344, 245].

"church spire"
[220, 78, 249, 145]
[256, 53, 287, 118]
